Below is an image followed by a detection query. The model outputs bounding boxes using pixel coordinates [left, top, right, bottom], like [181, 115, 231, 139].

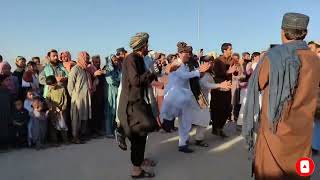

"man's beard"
[50, 60, 59, 66]
[16, 64, 25, 69]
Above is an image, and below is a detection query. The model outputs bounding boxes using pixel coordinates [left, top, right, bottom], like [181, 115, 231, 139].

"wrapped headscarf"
[15, 56, 26, 63]
[77, 51, 90, 69]
[60, 51, 75, 71]
[0, 61, 17, 94]
[130, 32, 149, 51]
[0, 61, 11, 75]
[177, 42, 192, 53]
[60, 51, 71, 62]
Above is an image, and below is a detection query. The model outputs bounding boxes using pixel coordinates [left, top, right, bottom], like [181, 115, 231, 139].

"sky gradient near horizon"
[1, 0, 319, 64]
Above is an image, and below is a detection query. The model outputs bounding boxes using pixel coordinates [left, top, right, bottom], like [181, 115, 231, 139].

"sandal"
[131, 170, 155, 179]
[115, 129, 127, 151]
[142, 158, 157, 167]
[195, 140, 209, 147]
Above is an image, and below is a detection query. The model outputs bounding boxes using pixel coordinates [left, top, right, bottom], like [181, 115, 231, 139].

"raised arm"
[175, 65, 200, 80]
[200, 74, 219, 89]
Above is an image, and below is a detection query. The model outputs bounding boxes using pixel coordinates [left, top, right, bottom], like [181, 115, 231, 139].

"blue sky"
[1, 0, 319, 64]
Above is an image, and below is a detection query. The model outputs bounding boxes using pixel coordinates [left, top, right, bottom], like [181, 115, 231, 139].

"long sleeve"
[61, 89, 68, 110]
[24, 100, 32, 112]
[175, 65, 200, 80]
[258, 57, 270, 91]
[45, 89, 53, 109]
[67, 67, 77, 96]
[200, 74, 219, 90]
[126, 57, 156, 87]
[39, 70, 47, 85]
[213, 60, 227, 83]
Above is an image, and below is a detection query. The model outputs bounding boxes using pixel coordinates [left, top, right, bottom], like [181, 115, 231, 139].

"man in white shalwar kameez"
[161, 42, 210, 153]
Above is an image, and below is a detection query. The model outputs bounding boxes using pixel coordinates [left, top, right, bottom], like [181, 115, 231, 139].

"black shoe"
[91, 133, 99, 139]
[178, 145, 194, 153]
[186, 140, 190, 145]
[195, 140, 209, 147]
[162, 120, 172, 132]
[211, 128, 219, 135]
[72, 138, 85, 144]
[51, 143, 60, 148]
[131, 170, 155, 179]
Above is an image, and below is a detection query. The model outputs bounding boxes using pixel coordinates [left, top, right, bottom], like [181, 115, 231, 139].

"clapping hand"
[199, 62, 210, 73]
[94, 69, 104, 76]
[228, 65, 237, 74]
[219, 80, 232, 90]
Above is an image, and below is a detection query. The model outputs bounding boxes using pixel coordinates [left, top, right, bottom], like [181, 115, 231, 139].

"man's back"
[254, 49, 320, 178]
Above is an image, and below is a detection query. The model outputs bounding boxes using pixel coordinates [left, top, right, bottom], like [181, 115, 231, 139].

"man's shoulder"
[215, 55, 226, 62]
[213, 57, 224, 65]
[70, 64, 81, 72]
[126, 52, 140, 61]
[21, 108, 29, 114]
[12, 70, 22, 75]
[124, 53, 143, 67]
[296, 49, 320, 60]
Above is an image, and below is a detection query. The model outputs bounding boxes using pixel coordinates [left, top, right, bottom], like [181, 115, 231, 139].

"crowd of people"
[0, 12, 320, 179]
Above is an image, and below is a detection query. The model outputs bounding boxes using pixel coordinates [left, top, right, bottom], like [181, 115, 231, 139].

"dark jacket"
[213, 55, 232, 83]
[13, 108, 29, 126]
[188, 58, 201, 97]
[187, 58, 208, 108]
[118, 53, 157, 137]
[0, 88, 13, 147]
[13, 70, 24, 87]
